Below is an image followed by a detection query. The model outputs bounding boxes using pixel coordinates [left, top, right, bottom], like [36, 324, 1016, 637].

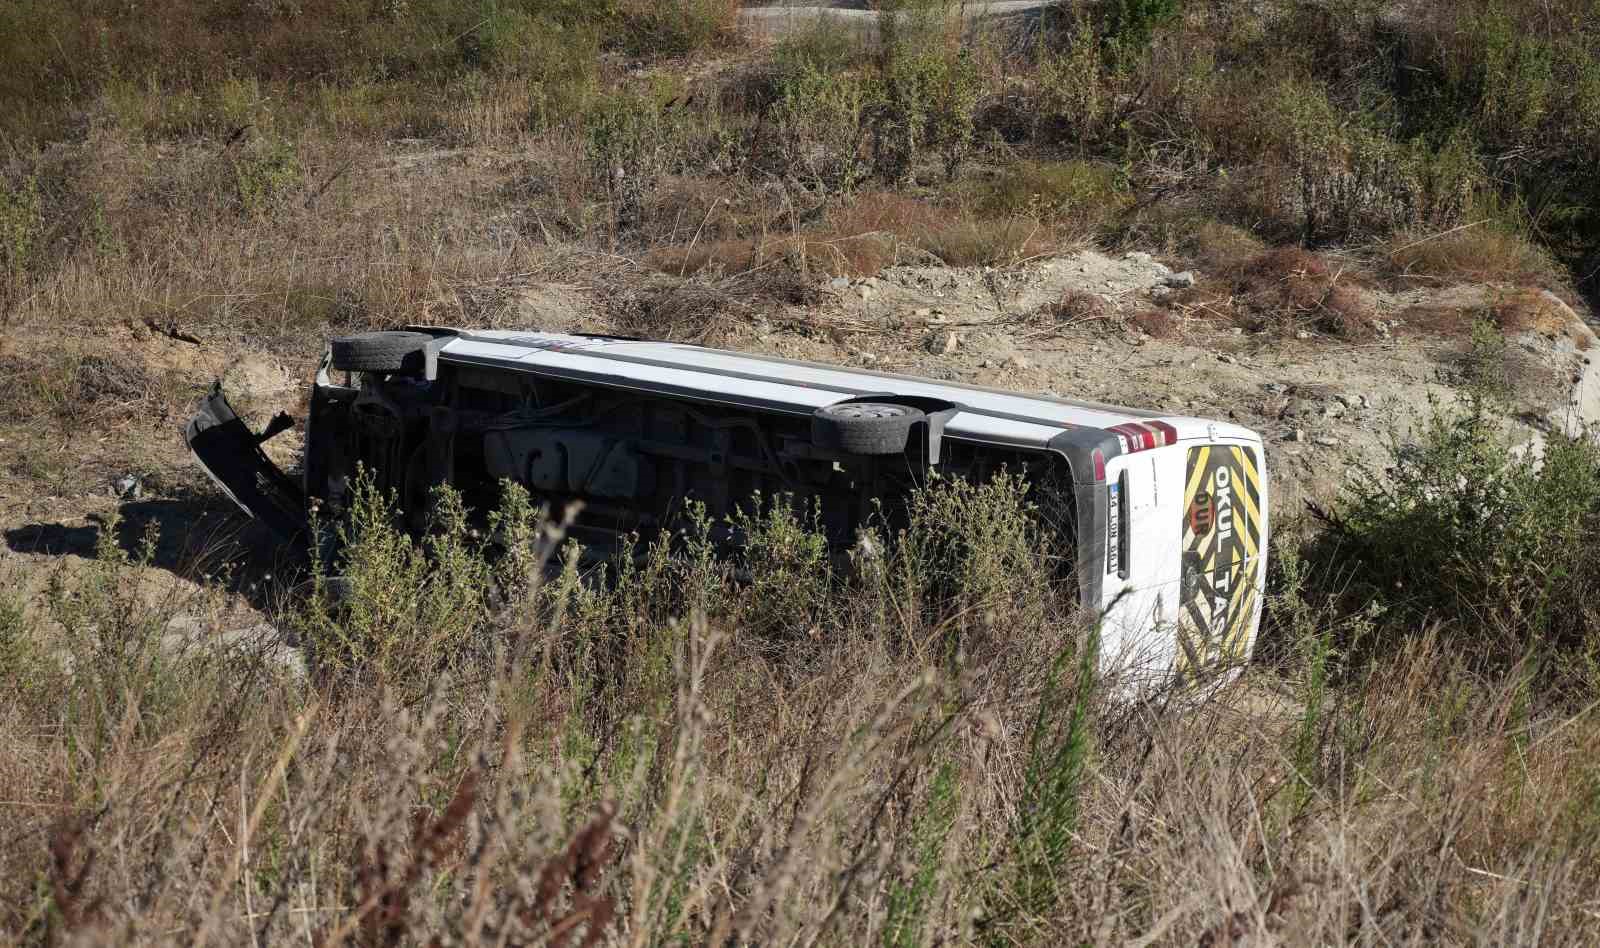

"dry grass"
[1401, 288, 1593, 349]
[644, 191, 1069, 285]
[1385, 226, 1562, 288]
[2, 130, 569, 353]
[5, 522, 1600, 944]
[1045, 289, 1107, 324]
[1128, 307, 1179, 338]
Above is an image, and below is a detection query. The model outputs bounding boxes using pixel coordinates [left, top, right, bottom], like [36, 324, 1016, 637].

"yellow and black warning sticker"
[1176, 445, 1263, 675]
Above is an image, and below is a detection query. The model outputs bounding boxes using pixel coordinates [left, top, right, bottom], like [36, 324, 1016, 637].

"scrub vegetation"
[3, 0, 1600, 944]
[6, 423, 1600, 943]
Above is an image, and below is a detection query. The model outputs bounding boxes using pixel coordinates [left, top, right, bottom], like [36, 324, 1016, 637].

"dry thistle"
[47, 814, 104, 943]
[523, 802, 618, 948]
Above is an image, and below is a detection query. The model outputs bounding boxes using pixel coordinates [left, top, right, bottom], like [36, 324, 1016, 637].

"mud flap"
[184, 383, 308, 541]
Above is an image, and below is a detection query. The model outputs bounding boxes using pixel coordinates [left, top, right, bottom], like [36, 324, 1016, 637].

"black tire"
[329, 331, 431, 373]
[812, 401, 925, 456]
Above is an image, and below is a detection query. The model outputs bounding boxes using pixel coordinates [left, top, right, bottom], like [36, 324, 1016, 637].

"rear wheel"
[329, 331, 431, 373]
[812, 401, 925, 456]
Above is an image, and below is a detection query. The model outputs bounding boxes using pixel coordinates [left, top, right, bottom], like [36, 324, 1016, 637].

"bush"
[231, 136, 302, 216]
[1034, 15, 1115, 151]
[298, 470, 517, 696]
[876, 47, 982, 182]
[584, 89, 712, 229]
[770, 66, 880, 195]
[1384, 224, 1558, 287]
[1261, 81, 1483, 243]
[885, 470, 1064, 650]
[613, 0, 739, 57]
[0, 174, 40, 295]
[1307, 398, 1600, 684]
[772, 14, 866, 78]
[1176, 248, 1376, 338]
[731, 493, 832, 640]
[1105, 0, 1184, 62]
[974, 160, 1129, 232]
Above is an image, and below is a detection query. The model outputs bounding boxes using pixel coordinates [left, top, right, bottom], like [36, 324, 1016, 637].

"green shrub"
[876, 0, 956, 59]
[1035, 15, 1114, 151]
[1390, 1, 1600, 253]
[877, 48, 982, 182]
[0, 174, 41, 290]
[731, 493, 832, 640]
[992, 628, 1097, 930]
[1461, 316, 1515, 404]
[772, 15, 866, 78]
[1105, 0, 1183, 62]
[300, 470, 500, 696]
[771, 66, 880, 195]
[1258, 80, 1482, 242]
[232, 136, 302, 216]
[1308, 398, 1600, 684]
[881, 759, 959, 948]
[43, 513, 214, 746]
[889, 470, 1061, 649]
[469, 6, 602, 117]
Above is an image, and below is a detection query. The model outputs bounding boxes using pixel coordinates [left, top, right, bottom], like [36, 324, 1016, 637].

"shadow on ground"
[4, 496, 304, 613]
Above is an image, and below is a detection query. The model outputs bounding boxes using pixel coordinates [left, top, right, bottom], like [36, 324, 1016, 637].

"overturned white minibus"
[187, 327, 1267, 678]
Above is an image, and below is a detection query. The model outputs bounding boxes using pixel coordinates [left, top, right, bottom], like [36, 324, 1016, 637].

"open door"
[184, 384, 307, 541]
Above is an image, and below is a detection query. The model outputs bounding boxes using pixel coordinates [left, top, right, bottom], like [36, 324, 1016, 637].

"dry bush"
[1384, 226, 1561, 288]
[642, 230, 899, 289]
[2, 132, 561, 355]
[1046, 289, 1106, 324]
[0, 351, 162, 425]
[613, 0, 741, 57]
[969, 160, 1131, 239]
[1128, 307, 1178, 338]
[602, 278, 744, 345]
[1177, 248, 1377, 339]
[1107, 210, 1267, 272]
[1400, 288, 1590, 350]
[916, 214, 1058, 267]
[643, 192, 935, 280]
[645, 191, 1067, 285]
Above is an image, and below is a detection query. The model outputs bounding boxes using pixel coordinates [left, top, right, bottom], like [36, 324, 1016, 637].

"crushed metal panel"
[184, 385, 308, 541]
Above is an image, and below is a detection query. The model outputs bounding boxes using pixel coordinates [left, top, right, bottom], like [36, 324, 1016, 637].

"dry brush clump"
[1167, 248, 1378, 339]
[1384, 225, 1564, 289]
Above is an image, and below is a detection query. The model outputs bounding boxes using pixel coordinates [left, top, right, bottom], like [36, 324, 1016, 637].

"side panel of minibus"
[1098, 439, 1268, 680]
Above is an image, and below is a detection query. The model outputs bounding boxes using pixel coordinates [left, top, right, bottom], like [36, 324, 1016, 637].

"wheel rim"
[828, 403, 908, 420]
